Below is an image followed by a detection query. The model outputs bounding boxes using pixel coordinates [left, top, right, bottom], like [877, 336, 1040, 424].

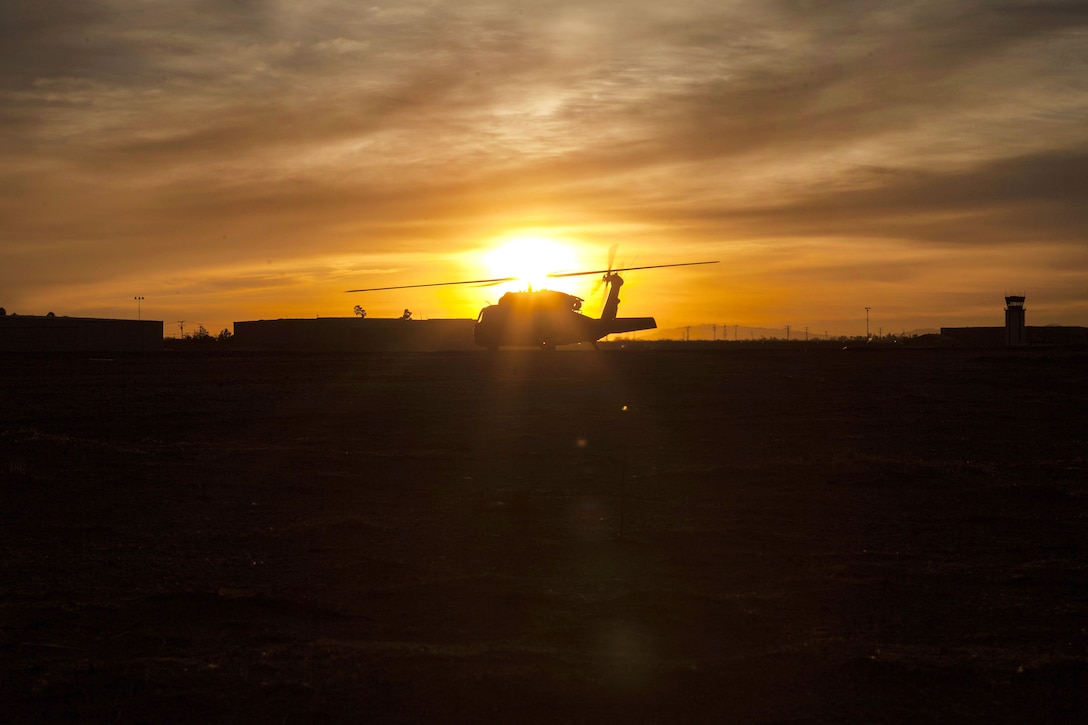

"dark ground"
[1, 348, 1086, 723]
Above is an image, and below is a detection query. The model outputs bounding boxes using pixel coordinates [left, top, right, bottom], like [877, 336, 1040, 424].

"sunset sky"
[3, 1, 1086, 338]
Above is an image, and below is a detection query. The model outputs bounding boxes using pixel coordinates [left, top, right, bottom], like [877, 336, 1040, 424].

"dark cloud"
[0, 2, 108, 80]
[607, 1, 1088, 164]
[675, 149, 1088, 246]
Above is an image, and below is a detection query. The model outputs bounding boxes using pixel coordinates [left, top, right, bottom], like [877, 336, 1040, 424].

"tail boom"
[601, 317, 656, 337]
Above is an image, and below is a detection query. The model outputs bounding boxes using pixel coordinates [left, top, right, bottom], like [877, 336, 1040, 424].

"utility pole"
[804, 325, 809, 341]
[865, 307, 871, 340]
[785, 324, 790, 341]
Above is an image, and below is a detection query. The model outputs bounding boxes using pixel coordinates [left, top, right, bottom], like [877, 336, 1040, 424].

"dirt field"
[2, 348, 1086, 722]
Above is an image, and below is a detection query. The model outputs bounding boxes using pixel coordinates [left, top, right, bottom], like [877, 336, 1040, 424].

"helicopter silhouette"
[346, 253, 717, 350]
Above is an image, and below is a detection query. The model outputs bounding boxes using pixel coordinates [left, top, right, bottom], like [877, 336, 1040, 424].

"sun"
[482, 236, 580, 292]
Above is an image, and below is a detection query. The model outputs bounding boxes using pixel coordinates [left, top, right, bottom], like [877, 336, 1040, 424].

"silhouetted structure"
[346, 260, 716, 349]
[233, 317, 476, 351]
[941, 294, 1087, 347]
[1005, 295, 1026, 347]
[0, 316, 163, 352]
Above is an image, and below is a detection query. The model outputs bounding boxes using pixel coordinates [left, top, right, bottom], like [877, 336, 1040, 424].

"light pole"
[865, 307, 871, 340]
[134, 296, 144, 320]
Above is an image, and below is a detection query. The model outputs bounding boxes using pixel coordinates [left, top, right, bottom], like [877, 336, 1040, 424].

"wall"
[0, 316, 163, 352]
[233, 317, 476, 351]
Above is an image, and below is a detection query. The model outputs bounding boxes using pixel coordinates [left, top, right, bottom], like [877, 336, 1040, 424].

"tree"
[353, 305, 366, 318]
[217, 328, 233, 342]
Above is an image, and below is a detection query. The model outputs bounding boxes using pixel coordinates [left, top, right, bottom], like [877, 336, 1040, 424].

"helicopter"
[345, 257, 718, 350]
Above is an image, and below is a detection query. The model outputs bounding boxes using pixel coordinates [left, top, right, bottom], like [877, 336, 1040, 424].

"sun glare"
[483, 236, 580, 292]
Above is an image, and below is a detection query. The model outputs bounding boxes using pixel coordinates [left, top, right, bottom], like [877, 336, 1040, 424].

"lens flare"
[483, 236, 579, 292]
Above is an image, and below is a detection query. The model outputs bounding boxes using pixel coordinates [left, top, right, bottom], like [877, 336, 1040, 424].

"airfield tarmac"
[1, 347, 1086, 722]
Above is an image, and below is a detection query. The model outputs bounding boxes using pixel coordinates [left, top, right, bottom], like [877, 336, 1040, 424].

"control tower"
[1005, 295, 1026, 347]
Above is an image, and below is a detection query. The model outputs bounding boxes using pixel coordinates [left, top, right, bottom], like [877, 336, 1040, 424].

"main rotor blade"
[345, 277, 516, 293]
[345, 260, 718, 291]
[548, 260, 718, 279]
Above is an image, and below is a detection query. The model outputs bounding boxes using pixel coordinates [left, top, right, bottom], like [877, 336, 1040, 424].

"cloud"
[631, 148, 1088, 247]
[1, 1, 1086, 331]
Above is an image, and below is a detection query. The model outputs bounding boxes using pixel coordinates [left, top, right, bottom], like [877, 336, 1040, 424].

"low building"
[940, 325, 1088, 348]
[233, 317, 476, 351]
[940, 326, 1005, 347]
[1027, 325, 1088, 347]
[0, 315, 163, 352]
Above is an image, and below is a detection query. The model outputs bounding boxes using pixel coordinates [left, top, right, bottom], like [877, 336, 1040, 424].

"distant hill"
[641, 325, 941, 341]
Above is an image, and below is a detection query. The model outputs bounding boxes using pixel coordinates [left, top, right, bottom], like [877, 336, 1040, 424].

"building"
[233, 317, 476, 351]
[1005, 295, 1026, 347]
[941, 295, 1087, 348]
[0, 315, 163, 352]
